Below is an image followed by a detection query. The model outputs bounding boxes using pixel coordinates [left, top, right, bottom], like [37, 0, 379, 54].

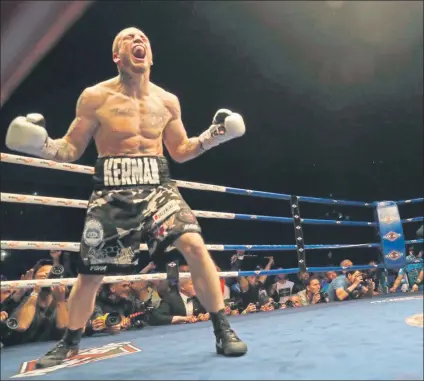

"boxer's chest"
[97, 94, 171, 139]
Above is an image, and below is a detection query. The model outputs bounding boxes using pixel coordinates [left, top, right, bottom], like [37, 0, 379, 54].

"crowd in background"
[1, 242, 423, 349]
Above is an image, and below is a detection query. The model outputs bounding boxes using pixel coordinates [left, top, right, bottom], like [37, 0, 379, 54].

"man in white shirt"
[269, 270, 295, 304]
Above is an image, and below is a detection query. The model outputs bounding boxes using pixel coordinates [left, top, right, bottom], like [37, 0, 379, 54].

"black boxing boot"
[35, 328, 81, 369]
[210, 309, 247, 356]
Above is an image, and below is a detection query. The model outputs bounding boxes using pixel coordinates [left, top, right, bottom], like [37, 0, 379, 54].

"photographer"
[390, 247, 423, 293]
[0, 269, 37, 317]
[85, 281, 134, 336]
[297, 276, 327, 306]
[238, 256, 274, 309]
[327, 270, 373, 302]
[362, 261, 381, 296]
[3, 260, 68, 346]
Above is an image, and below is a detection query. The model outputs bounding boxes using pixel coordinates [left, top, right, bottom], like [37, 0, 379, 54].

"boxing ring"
[1, 152, 423, 380]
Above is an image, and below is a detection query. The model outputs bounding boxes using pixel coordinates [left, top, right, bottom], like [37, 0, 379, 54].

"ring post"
[290, 195, 306, 272]
[376, 201, 406, 270]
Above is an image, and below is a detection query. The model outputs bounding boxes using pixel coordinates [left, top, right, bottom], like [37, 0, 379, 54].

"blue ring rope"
[217, 239, 423, 252]
[231, 212, 376, 226]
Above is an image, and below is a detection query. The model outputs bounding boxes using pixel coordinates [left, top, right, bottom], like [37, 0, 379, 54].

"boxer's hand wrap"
[199, 109, 246, 151]
[5, 113, 59, 159]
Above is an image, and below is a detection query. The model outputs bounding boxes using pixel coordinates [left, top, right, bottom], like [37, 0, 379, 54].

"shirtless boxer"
[6, 27, 247, 367]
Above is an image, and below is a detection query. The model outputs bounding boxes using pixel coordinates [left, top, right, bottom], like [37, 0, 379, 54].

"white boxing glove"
[198, 109, 246, 151]
[5, 114, 59, 159]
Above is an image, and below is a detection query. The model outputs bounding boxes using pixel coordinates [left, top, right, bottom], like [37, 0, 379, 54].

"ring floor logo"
[12, 342, 142, 378]
[405, 313, 424, 328]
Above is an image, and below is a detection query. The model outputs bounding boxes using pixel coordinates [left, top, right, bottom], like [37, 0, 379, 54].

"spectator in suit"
[150, 276, 209, 326]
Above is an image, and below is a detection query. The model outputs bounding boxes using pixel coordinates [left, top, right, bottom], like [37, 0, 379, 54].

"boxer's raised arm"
[163, 95, 203, 163]
[163, 94, 245, 163]
[51, 87, 101, 162]
[6, 87, 101, 163]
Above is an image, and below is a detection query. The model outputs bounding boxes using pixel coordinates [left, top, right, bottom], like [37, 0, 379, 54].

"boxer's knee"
[175, 232, 209, 261]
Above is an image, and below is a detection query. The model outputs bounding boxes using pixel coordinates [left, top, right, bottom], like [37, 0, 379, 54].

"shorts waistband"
[93, 155, 171, 190]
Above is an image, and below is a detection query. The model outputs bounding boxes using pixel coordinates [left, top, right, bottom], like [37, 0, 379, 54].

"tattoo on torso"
[110, 107, 137, 117]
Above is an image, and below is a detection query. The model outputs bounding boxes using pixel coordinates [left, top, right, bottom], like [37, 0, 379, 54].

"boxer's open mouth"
[132, 45, 146, 60]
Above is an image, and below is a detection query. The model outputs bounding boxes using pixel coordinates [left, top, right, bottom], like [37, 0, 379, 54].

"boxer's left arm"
[163, 94, 245, 163]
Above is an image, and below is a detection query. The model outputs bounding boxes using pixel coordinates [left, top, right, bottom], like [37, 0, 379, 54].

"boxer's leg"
[145, 184, 247, 356]
[174, 232, 247, 356]
[66, 274, 104, 330]
[36, 189, 145, 369]
[174, 232, 224, 313]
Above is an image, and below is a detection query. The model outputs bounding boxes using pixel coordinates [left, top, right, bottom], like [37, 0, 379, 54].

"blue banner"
[376, 201, 406, 269]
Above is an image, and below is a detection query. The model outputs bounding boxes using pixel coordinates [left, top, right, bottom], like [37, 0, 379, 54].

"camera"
[48, 265, 65, 279]
[104, 312, 122, 327]
[5, 317, 18, 330]
[319, 291, 329, 303]
[284, 300, 295, 308]
[92, 307, 122, 327]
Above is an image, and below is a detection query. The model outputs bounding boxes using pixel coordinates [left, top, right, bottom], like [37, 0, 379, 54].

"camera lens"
[6, 318, 18, 330]
[105, 312, 122, 327]
[51, 265, 64, 276]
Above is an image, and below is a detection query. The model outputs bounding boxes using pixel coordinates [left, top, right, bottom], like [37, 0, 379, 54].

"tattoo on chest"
[110, 107, 137, 117]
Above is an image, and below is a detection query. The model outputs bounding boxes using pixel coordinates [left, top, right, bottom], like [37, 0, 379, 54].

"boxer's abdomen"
[94, 90, 171, 157]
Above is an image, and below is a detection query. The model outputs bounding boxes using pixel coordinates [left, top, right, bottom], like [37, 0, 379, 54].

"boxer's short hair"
[112, 27, 141, 56]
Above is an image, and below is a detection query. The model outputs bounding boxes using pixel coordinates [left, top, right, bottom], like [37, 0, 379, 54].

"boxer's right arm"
[6, 87, 102, 162]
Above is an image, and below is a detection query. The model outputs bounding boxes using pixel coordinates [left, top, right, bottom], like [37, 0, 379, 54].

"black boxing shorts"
[77, 156, 202, 275]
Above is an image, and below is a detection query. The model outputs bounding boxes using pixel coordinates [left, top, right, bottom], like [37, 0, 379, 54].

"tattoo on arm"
[54, 138, 78, 162]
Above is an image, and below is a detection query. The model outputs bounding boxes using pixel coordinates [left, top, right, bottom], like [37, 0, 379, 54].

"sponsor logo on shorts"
[183, 224, 200, 231]
[90, 266, 107, 272]
[83, 219, 104, 247]
[103, 157, 160, 186]
[177, 210, 197, 224]
[386, 250, 403, 260]
[12, 342, 142, 378]
[153, 200, 180, 226]
[383, 231, 401, 242]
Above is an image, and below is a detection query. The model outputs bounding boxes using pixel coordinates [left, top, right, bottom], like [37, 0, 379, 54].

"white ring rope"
[0, 153, 226, 193]
[0, 241, 224, 252]
[0, 192, 236, 220]
[1, 271, 239, 290]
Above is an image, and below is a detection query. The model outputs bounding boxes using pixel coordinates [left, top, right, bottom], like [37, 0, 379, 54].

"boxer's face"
[113, 28, 152, 75]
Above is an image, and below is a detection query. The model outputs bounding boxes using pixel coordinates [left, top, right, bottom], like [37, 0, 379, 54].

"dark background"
[1, 1, 423, 278]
